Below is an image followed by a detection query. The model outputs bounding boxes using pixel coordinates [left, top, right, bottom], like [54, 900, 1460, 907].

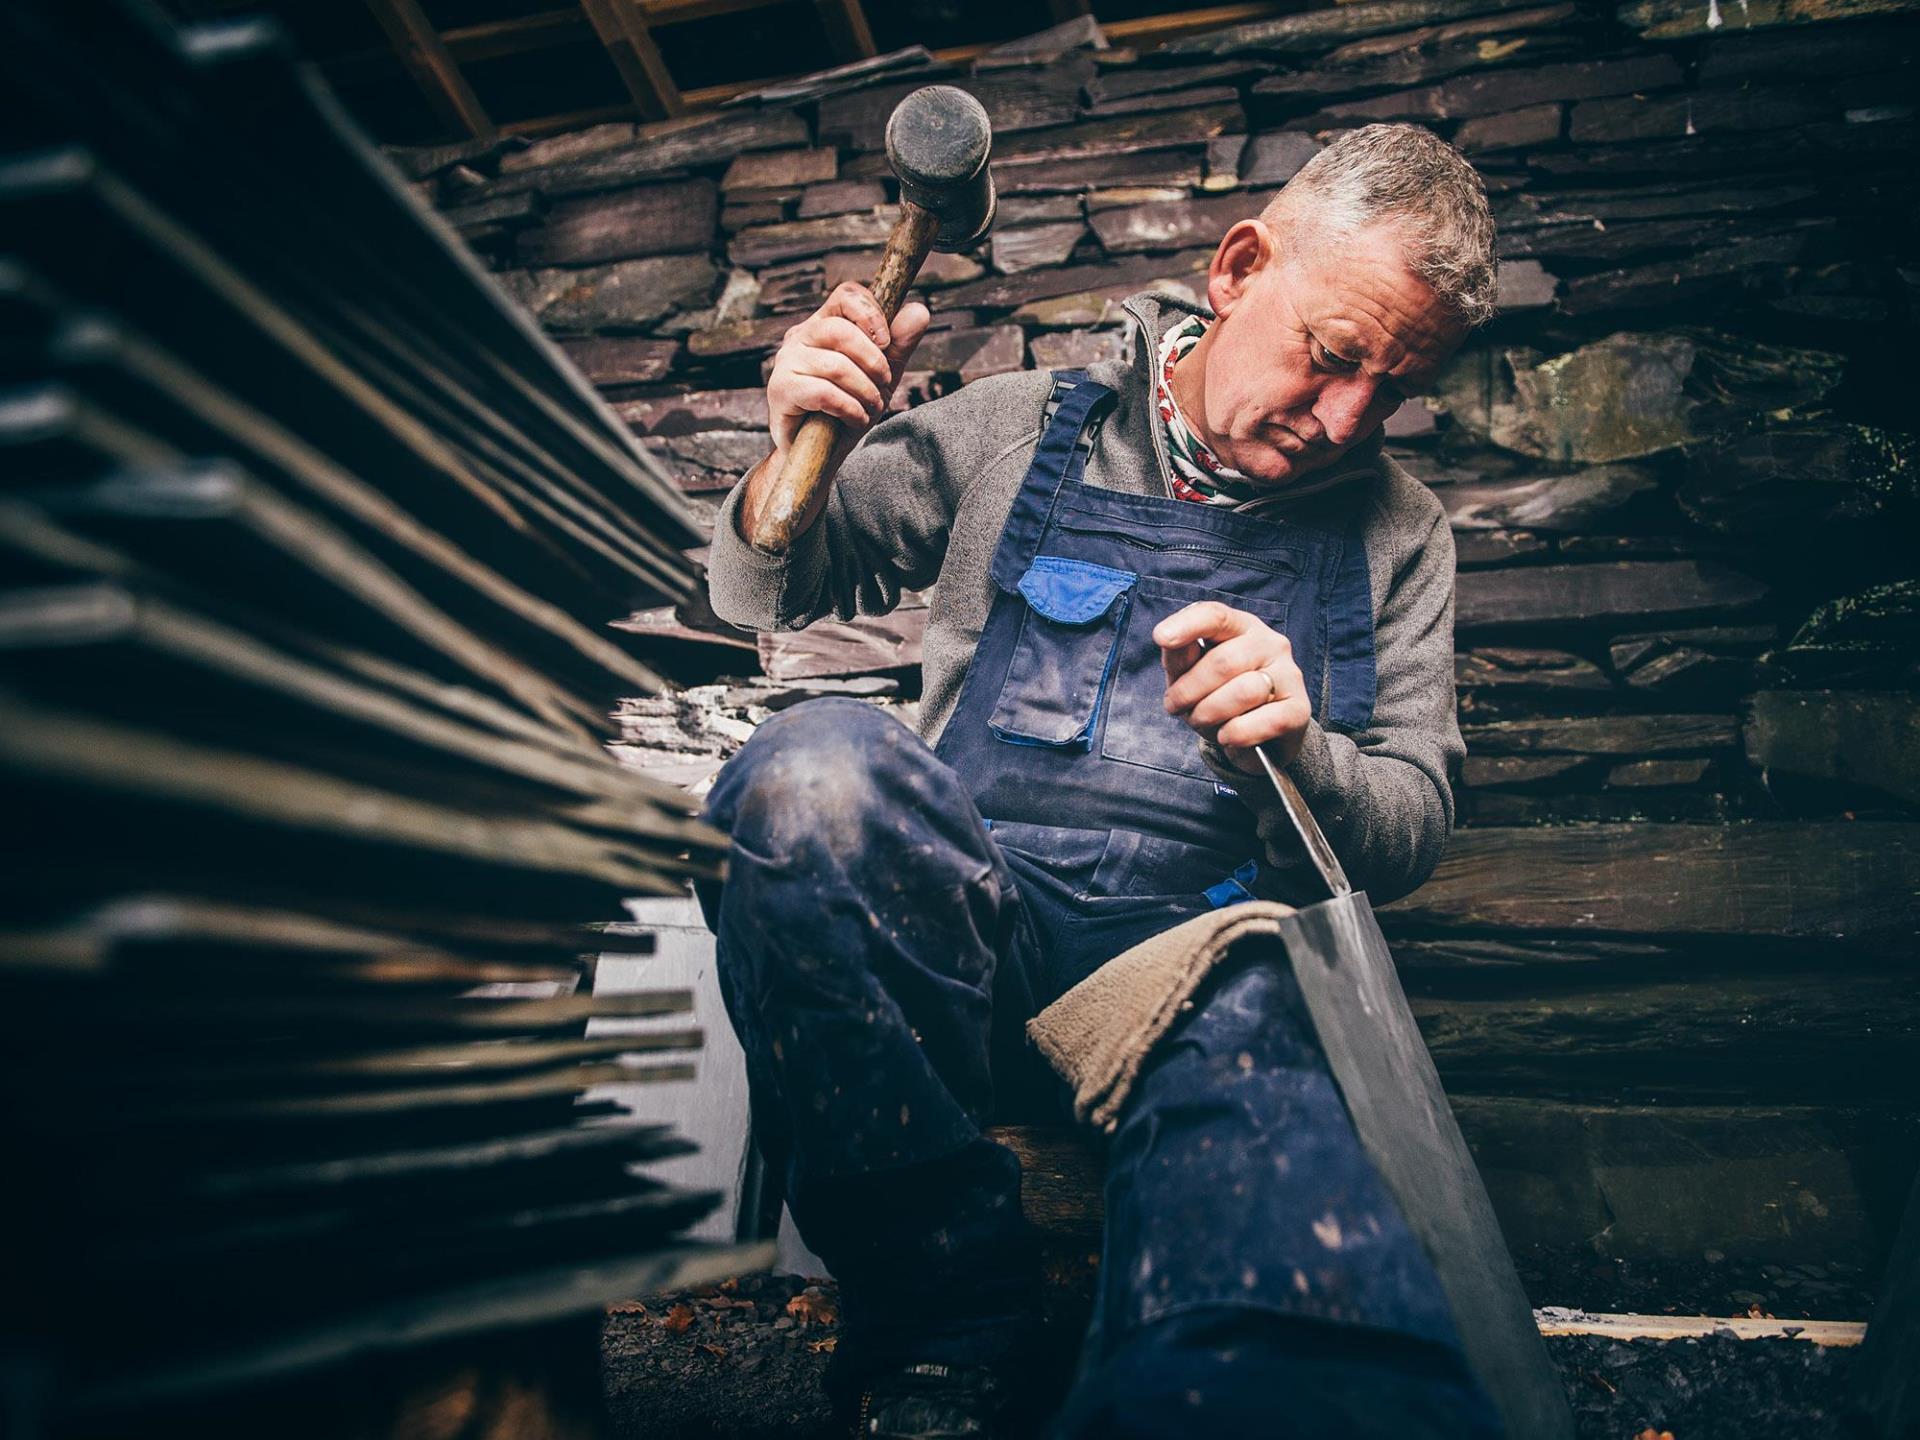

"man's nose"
[1311, 375, 1378, 446]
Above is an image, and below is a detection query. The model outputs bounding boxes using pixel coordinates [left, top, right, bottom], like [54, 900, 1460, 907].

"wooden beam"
[649, 0, 786, 20]
[442, 8, 589, 65]
[578, 0, 685, 121]
[364, 0, 496, 141]
[813, 0, 877, 62]
[1540, 1314, 1866, 1345]
[1105, 2, 1298, 46]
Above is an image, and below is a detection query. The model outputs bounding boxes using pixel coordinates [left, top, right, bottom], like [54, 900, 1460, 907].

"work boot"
[852, 1358, 1026, 1439]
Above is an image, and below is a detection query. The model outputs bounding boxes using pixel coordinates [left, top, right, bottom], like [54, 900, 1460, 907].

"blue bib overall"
[936, 370, 1377, 906]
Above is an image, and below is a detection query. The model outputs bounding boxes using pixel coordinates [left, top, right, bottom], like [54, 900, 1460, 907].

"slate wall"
[398, 0, 1920, 1291]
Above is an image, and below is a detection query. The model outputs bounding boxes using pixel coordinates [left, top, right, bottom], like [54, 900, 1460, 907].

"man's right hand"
[766, 283, 931, 461]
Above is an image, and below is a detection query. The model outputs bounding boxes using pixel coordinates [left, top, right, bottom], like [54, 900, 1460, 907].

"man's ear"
[1206, 219, 1274, 319]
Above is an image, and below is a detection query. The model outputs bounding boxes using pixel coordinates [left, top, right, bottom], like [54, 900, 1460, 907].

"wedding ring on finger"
[1257, 667, 1278, 705]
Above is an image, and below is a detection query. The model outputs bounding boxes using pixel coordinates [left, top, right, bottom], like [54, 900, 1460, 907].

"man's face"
[1187, 220, 1469, 486]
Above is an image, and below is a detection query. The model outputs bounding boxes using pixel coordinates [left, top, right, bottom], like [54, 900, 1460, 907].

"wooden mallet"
[747, 85, 996, 553]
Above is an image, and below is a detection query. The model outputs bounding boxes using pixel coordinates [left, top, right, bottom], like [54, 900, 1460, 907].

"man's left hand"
[1154, 602, 1311, 774]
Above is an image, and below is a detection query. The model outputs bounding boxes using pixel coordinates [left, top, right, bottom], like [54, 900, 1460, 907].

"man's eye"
[1311, 339, 1357, 373]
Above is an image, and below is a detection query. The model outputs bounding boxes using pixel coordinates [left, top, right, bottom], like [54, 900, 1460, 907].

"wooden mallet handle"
[747, 199, 943, 554]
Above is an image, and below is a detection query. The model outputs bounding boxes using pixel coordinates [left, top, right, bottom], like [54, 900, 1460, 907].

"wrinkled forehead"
[1281, 222, 1467, 383]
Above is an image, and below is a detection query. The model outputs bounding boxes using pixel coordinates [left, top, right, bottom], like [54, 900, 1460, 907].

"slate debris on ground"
[602, 1276, 1861, 1440]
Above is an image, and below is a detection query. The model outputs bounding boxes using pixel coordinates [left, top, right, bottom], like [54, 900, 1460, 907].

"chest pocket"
[988, 557, 1136, 749]
[1102, 575, 1292, 782]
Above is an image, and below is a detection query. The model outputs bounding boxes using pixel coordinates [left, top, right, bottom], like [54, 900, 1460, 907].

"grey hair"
[1260, 123, 1498, 328]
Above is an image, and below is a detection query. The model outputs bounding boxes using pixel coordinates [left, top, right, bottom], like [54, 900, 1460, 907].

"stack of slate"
[409, 2, 1918, 1300]
[0, 0, 750, 1429]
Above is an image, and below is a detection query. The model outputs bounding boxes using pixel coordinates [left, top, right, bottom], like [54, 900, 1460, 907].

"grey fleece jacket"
[707, 292, 1464, 904]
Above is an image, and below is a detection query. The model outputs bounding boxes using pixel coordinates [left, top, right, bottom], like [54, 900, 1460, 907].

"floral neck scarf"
[1154, 313, 1258, 507]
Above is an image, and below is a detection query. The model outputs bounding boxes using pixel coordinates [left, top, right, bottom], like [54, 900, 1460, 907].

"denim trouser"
[698, 700, 1502, 1436]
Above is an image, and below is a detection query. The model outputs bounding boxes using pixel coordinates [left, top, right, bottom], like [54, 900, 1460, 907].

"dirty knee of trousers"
[701, 697, 1003, 888]
[1089, 956, 1464, 1363]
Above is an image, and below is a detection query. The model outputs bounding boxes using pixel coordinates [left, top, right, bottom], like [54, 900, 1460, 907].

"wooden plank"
[1104, 3, 1298, 46]
[1386, 822, 1920, 947]
[990, 1125, 1107, 1244]
[364, 0, 496, 141]
[580, 0, 685, 122]
[813, 0, 878, 61]
[1541, 1314, 1866, 1344]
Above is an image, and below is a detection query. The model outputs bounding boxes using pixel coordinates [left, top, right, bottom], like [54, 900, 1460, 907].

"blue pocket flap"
[1017, 557, 1136, 625]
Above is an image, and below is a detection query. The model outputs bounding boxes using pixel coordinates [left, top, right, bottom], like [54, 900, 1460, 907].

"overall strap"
[990, 371, 1115, 594]
[1322, 521, 1378, 732]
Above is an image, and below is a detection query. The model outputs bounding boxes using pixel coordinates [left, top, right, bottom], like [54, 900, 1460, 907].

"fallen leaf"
[699, 1342, 726, 1358]
[1632, 1429, 1675, 1440]
[1747, 1304, 1773, 1319]
[809, 1336, 838, 1354]
[786, 1288, 840, 1326]
[662, 1303, 696, 1333]
[606, 1300, 650, 1316]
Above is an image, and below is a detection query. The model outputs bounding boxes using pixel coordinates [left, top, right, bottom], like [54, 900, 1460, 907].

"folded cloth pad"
[1027, 902, 1295, 1132]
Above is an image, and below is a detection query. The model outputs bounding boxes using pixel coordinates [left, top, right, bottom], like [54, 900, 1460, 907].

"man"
[697, 124, 1499, 1437]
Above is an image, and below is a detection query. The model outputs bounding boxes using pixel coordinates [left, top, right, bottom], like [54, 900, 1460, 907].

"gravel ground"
[601, 1275, 1868, 1440]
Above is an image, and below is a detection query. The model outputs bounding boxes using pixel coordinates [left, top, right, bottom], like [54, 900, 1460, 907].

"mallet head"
[884, 85, 996, 254]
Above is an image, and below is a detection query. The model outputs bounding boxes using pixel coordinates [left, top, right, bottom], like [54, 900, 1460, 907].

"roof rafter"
[578, 0, 686, 120]
[364, 0, 496, 140]
[813, 0, 877, 62]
